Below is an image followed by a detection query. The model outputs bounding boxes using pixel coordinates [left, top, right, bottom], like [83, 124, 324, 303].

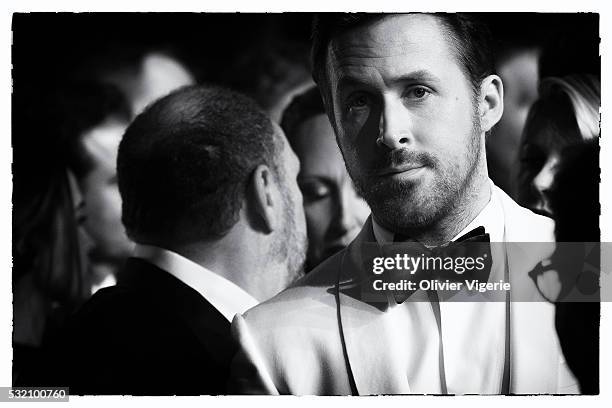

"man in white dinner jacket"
[229, 13, 578, 395]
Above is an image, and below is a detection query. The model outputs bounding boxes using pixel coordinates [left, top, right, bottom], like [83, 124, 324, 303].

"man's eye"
[405, 86, 431, 100]
[299, 180, 331, 202]
[346, 94, 370, 111]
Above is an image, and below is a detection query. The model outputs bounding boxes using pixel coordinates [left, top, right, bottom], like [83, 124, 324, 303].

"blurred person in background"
[517, 75, 600, 216]
[483, 14, 545, 198]
[13, 160, 91, 384]
[226, 39, 313, 123]
[68, 48, 196, 283]
[281, 87, 370, 271]
[97, 50, 195, 116]
[12, 81, 131, 382]
[487, 44, 540, 197]
[548, 140, 599, 395]
[484, 13, 599, 199]
[518, 75, 600, 394]
[62, 82, 135, 290]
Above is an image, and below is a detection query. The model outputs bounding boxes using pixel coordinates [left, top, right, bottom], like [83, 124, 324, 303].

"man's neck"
[168, 240, 263, 302]
[162, 224, 288, 302]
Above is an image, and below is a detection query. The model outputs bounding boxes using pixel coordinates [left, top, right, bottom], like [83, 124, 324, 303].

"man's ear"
[479, 74, 504, 133]
[248, 164, 280, 233]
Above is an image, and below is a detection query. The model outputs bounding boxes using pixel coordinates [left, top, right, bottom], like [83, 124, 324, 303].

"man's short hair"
[311, 13, 495, 107]
[280, 86, 326, 150]
[117, 85, 280, 243]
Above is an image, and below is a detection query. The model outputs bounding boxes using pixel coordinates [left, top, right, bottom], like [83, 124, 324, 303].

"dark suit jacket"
[42, 257, 236, 395]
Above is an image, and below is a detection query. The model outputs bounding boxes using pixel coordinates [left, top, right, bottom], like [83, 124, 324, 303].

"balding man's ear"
[248, 164, 279, 233]
[479, 74, 504, 133]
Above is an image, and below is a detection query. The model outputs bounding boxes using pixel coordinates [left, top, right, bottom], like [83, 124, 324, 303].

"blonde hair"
[539, 75, 600, 140]
[517, 74, 600, 208]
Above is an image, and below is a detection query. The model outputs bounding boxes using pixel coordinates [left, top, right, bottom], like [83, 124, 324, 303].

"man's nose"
[377, 98, 413, 150]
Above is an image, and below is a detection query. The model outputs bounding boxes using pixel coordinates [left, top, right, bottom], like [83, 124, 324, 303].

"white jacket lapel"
[336, 218, 411, 394]
[495, 186, 565, 393]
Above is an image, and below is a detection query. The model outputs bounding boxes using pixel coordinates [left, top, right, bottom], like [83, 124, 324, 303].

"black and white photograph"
[3, 3, 610, 405]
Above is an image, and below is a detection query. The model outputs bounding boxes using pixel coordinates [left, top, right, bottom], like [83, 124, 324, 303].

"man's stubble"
[344, 105, 484, 237]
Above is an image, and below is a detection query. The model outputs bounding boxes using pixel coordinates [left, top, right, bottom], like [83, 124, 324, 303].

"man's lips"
[373, 164, 426, 177]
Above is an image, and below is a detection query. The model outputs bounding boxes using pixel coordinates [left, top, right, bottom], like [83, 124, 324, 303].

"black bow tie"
[386, 226, 492, 303]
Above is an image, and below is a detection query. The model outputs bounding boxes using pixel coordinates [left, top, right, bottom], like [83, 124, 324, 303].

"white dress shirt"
[371, 181, 508, 394]
[133, 245, 258, 322]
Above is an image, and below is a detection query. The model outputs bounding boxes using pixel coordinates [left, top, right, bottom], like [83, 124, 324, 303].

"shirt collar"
[133, 244, 258, 322]
[371, 180, 504, 244]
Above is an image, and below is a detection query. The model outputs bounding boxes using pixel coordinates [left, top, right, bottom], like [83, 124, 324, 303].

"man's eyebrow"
[387, 70, 442, 86]
[336, 69, 441, 91]
[336, 75, 368, 91]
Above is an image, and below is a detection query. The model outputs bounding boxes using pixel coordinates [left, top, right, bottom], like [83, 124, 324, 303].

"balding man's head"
[117, 85, 284, 244]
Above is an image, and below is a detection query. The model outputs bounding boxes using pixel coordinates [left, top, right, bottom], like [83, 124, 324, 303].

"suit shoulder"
[298, 248, 345, 286]
[70, 284, 187, 340]
[73, 285, 136, 321]
[495, 185, 555, 242]
[241, 249, 343, 327]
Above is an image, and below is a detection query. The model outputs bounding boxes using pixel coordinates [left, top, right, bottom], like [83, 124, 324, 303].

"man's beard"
[273, 187, 307, 284]
[349, 117, 482, 234]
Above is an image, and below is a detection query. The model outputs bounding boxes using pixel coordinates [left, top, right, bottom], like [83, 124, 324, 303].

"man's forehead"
[327, 14, 454, 80]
